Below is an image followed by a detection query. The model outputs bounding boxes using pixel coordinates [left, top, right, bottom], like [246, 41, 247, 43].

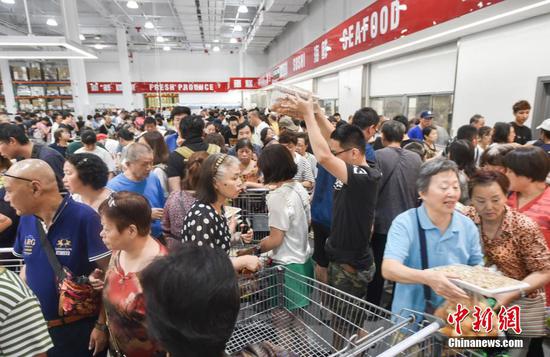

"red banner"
[261, 0, 503, 85]
[229, 77, 260, 90]
[87, 81, 230, 94]
[87, 82, 122, 94]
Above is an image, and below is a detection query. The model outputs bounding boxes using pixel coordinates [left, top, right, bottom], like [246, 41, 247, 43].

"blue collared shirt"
[165, 133, 178, 152]
[384, 204, 483, 318]
[408, 125, 424, 141]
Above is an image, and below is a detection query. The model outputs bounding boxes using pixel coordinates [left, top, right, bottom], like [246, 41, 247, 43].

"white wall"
[453, 14, 550, 133]
[84, 50, 267, 109]
[370, 44, 457, 96]
[338, 65, 363, 119]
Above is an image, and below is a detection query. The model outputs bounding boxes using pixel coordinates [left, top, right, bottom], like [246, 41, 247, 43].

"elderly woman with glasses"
[181, 153, 261, 273]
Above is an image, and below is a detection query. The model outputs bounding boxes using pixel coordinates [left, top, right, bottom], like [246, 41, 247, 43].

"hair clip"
[213, 154, 227, 173]
[107, 195, 117, 208]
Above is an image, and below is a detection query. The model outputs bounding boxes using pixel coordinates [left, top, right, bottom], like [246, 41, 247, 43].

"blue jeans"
[47, 316, 107, 357]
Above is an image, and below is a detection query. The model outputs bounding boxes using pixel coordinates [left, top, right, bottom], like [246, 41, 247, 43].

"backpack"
[175, 144, 220, 160]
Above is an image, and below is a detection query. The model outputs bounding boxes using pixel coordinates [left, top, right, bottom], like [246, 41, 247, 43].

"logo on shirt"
[55, 238, 72, 256]
[23, 235, 36, 255]
[334, 179, 344, 191]
[353, 166, 367, 175]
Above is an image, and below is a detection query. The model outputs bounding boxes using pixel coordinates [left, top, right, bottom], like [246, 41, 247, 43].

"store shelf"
[15, 95, 72, 100]
[12, 81, 70, 85]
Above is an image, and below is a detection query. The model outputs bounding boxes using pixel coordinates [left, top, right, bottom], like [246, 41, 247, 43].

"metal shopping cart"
[232, 188, 270, 241]
[227, 266, 485, 357]
[0, 247, 24, 273]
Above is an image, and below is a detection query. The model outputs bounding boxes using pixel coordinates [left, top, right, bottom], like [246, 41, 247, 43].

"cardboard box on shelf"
[11, 65, 28, 81]
[29, 62, 42, 81]
[57, 66, 70, 80]
[30, 86, 45, 96]
[16, 85, 31, 96]
[59, 86, 72, 95]
[46, 86, 59, 96]
[43, 64, 58, 80]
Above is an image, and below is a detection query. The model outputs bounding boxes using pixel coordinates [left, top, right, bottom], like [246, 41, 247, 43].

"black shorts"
[312, 221, 330, 268]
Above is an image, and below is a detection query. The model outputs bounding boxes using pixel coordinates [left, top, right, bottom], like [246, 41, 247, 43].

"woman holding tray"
[463, 170, 550, 343]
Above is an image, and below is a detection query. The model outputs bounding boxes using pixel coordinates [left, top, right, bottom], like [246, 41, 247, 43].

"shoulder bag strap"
[416, 209, 432, 305]
[378, 150, 401, 195]
[35, 219, 66, 281]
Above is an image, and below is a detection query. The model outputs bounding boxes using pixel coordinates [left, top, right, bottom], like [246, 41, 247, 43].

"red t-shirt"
[103, 240, 168, 356]
[507, 186, 550, 304]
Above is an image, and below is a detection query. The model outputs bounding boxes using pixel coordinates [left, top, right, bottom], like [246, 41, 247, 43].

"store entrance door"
[532, 76, 550, 131]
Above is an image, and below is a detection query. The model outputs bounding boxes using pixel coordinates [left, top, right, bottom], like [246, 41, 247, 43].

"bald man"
[6, 160, 110, 357]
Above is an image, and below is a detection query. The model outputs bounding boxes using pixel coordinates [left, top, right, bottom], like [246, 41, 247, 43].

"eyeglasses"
[1, 173, 34, 183]
[331, 148, 353, 156]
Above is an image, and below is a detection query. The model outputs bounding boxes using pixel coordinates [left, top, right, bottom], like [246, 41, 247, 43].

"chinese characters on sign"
[447, 304, 522, 336]
[87, 82, 123, 94]
[228, 77, 260, 90]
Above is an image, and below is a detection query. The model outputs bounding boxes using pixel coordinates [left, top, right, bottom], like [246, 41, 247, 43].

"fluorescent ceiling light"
[156, 36, 165, 42]
[238, 5, 248, 13]
[163, 46, 171, 51]
[213, 46, 220, 52]
[0, 35, 97, 59]
[1, 0, 15, 5]
[94, 35, 101, 40]
[46, 18, 58, 27]
[79, 34, 85, 41]
[234, 24, 243, 32]
[213, 39, 220, 43]
[144, 21, 154, 29]
[230, 37, 238, 44]
[126, 1, 139, 9]
[94, 44, 105, 50]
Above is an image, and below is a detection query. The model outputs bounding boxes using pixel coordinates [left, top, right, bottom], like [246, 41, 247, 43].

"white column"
[61, 0, 90, 116]
[239, 50, 244, 107]
[116, 27, 134, 110]
[0, 60, 17, 114]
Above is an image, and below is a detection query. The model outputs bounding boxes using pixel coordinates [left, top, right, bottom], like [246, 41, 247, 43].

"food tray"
[431, 264, 529, 296]
[224, 206, 241, 219]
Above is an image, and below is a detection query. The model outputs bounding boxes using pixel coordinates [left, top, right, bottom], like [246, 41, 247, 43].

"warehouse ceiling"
[0, 0, 309, 53]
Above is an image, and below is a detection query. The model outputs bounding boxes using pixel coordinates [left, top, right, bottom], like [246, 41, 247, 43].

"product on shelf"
[58, 66, 70, 80]
[62, 100, 74, 110]
[29, 62, 42, 81]
[30, 86, 45, 96]
[18, 99, 32, 111]
[43, 64, 58, 80]
[46, 86, 60, 96]
[47, 99, 62, 110]
[16, 85, 31, 96]
[59, 86, 72, 95]
[11, 65, 28, 81]
[32, 98, 46, 110]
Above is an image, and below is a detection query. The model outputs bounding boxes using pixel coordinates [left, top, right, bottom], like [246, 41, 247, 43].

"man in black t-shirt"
[510, 100, 532, 145]
[273, 96, 381, 306]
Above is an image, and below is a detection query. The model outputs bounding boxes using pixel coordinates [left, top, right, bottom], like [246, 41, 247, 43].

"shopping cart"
[226, 266, 485, 357]
[0, 247, 24, 273]
[232, 188, 270, 240]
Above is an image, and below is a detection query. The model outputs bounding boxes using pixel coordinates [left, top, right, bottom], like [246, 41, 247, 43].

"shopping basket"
[226, 266, 485, 357]
[232, 188, 270, 240]
[0, 247, 24, 273]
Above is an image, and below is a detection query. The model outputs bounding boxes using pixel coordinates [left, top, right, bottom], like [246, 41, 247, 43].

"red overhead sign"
[87, 82, 123, 94]
[229, 77, 260, 90]
[260, 0, 503, 85]
[87, 81, 230, 94]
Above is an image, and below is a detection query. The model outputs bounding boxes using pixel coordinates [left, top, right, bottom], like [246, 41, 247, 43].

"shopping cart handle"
[376, 320, 444, 357]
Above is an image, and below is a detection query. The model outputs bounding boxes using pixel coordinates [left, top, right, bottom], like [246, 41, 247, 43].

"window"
[370, 93, 454, 130]
[319, 99, 339, 116]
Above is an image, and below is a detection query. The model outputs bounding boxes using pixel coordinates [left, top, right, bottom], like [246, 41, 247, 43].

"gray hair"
[123, 142, 153, 164]
[213, 153, 239, 181]
[416, 158, 459, 193]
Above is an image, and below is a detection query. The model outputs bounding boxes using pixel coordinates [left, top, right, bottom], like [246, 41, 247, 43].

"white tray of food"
[224, 206, 241, 219]
[431, 264, 529, 296]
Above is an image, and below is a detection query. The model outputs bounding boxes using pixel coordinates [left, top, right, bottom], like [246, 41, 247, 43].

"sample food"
[431, 264, 524, 291]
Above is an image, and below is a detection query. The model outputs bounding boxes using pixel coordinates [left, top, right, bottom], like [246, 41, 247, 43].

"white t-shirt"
[266, 182, 312, 265]
[252, 121, 269, 147]
[75, 146, 116, 173]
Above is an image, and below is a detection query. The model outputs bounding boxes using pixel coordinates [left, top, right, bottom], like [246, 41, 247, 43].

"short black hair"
[330, 123, 366, 154]
[448, 139, 476, 177]
[393, 115, 409, 130]
[403, 141, 426, 161]
[53, 128, 67, 143]
[66, 153, 109, 190]
[382, 120, 405, 143]
[144, 116, 156, 126]
[235, 138, 254, 152]
[296, 132, 309, 146]
[258, 144, 297, 184]
[504, 146, 549, 182]
[278, 131, 297, 145]
[492, 122, 512, 144]
[180, 115, 205, 140]
[542, 129, 550, 140]
[80, 129, 97, 145]
[456, 125, 478, 142]
[351, 107, 380, 130]
[236, 122, 253, 135]
[422, 126, 437, 140]
[227, 116, 238, 123]
[118, 127, 134, 141]
[469, 114, 484, 125]
[171, 106, 191, 119]
[140, 244, 239, 357]
[62, 112, 73, 120]
[0, 123, 29, 144]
